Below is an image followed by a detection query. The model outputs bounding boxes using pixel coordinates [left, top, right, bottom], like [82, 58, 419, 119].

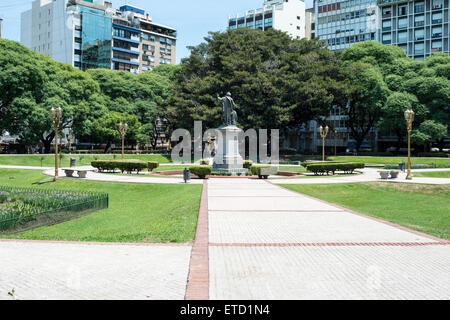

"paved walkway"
[0, 173, 449, 300]
[204, 179, 450, 300]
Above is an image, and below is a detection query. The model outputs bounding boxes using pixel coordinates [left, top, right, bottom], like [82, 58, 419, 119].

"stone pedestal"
[213, 125, 246, 174]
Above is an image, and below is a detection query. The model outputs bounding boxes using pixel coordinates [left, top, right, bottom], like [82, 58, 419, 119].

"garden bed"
[0, 186, 108, 233]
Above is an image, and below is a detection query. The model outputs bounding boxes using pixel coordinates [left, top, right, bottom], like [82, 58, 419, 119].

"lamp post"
[319, 125, 329, 161]
[404, 109, 415, 180]
[68, 128, 73, 154]
[118, 122, 128, 160]
[50, 107, 63, 181]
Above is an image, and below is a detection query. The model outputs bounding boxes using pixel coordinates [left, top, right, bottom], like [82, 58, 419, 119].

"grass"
[0, 154, 171, 167]
[282, 182, 450, 240]
[278, 166, 307, 173]
[0, 169, 202, 243]
[327, 156, 450, 168]
[412, 171, 450, 178]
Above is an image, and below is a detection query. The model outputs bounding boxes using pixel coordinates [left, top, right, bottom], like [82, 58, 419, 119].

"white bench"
[63, 167, 95, 178]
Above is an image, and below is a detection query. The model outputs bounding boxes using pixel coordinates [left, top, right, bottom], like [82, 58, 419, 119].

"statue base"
[212, 125, 246, 174]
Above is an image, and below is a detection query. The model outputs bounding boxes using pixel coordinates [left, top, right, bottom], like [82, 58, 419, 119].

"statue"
[217, 92, 238, 126]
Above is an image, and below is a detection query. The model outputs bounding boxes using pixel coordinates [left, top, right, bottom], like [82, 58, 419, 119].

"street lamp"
[68, 128, 73, 154]
[50, 107, 63, 181]
[118, 122, 128, 160]
[319, 125, 329, 161]
[404, 109, 415, 180]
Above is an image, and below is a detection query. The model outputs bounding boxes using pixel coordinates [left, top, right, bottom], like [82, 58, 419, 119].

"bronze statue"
[217, 92, 238, 126]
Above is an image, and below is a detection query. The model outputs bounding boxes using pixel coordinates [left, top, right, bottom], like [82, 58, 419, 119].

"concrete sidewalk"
[207, 178, 450, 300]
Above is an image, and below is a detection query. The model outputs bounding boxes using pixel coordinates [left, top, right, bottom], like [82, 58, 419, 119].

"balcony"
[432, 47, 442, 52]
[414, 21, 425, 27]
[382, 14, 392, 18]
[382, 27, 392, 32]
[432, 33, 442, 38]
[414, 50, 424, 55]
[382, 40, 392, 44]
[432, 19, 443, 24]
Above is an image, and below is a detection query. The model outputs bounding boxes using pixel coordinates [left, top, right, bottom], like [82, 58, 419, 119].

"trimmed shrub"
[250, 165, 278, 179]
[243, 160, 254, 169]
[91, 160, 147, 173]
[417, 152, 449, 158]
[300, 161, 342, 168]
[306, 162, 365, 175]
[148, 161, 159, 171]
[190, 165, 212, 178]
[199, 158, 211, 165]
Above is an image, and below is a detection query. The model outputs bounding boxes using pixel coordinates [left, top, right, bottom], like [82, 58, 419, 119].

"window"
[415, 2, 425, 13]
[414, 29, 424, 41]
[432, 40, 442, 52]
[382, 20, 392, 31]
[159, 57, 165, 64]
[166, 58, 171, 64]
[382, 33, 391, 44]
[432, 0, 443, 9]
[398, 17, 408, 29]
[414, 42, 424, 55]
[432, 26, 442, 38]
[246, 21, 254, 28]
[414, 15, 424, 27]
[398, 5, 407, 16]
[432, 12, 443, 24]
[167, 39, 172, 46]
[74, 49, 82, 55]
[74, 37, 82, 43]
[398, 31, 407, 43]
[382, 7, 391, 18]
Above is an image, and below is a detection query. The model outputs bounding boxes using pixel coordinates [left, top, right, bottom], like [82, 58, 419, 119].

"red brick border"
[268, 181, 449, 243]
[185, 179, 209, 300]
[210, 242, 449, 247]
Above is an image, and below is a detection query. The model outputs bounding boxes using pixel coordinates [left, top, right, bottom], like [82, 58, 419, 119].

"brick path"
[206, 178, 450, 300]
[0, 177, 449, 300]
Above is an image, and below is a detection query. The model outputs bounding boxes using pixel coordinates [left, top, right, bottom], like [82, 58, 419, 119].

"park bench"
[62, 167, 96, 178]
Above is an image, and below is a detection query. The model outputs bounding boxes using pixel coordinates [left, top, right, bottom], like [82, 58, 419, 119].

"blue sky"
[0, 0, 313, 63]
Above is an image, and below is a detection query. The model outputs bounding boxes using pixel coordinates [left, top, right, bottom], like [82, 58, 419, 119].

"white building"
[228, 0, 306, 40]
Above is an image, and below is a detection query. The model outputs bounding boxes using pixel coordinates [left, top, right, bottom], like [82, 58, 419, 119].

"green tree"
[379, 92, 428, 151]
[412, 120, 448, 151]
[164, 29, 348, 136]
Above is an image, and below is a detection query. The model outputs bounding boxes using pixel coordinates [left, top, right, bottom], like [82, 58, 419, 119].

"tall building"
[315, 0, 380, 50]
[379, 0, 450, 59]
[0, 18, 3, 38]
[228, 0, 306, 40]
[305, 7, 316, 39]
[20, 0, 176, 72]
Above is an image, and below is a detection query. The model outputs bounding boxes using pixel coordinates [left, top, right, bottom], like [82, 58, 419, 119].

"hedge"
[91, 160, 148, 173]
[306, 162, 365, 175]
[250, 165, 278, 179]
[300, 161, 342, 168]
[189, 165, 212, 178]
[417, 152, 449, 158]
[243, 160, 253, 169]
[148, 161, 159, 171]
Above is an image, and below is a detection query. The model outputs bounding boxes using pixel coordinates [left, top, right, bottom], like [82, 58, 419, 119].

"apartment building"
[228, 0, 306, 39]
[21, 0, 176, 73]
[305, 7, 316, 39]
[0, 18, 3, 38]
[315, 0, 380, 50]
[379, 0, 450, 59]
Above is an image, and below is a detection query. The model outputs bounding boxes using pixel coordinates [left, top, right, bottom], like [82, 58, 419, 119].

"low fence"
[0, 186, 108, 232]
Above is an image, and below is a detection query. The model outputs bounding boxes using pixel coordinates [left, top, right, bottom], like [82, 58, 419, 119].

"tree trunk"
[42, 131, 55, 154]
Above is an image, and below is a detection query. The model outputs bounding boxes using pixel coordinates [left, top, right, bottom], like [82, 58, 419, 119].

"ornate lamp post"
[50, 107, 63, 181]
[319, 125, 329, 161]
[118, 122, 128, 160]
[404, 109, 415, 180]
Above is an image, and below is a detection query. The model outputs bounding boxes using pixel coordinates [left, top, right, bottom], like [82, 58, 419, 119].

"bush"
[148, 161, 159, 171]
[417, 152, 449, 158]
[91, 160, 148, 173]
[250, 165, 278, 179]
[190, 165, 212, 178]
[305, 162, 365, 175]
[300, 161, 342, 168]
[199, 158, 211, 165]
[243, 160, 253, 169]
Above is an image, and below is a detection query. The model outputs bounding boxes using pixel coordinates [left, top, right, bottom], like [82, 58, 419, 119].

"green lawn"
[282, 182, 450, 240]
[413, 171, 450, 178]
[327, 156, 450, 168]
[0, 154, 171, 167]
[0, 169, 202, 243]
[278, 166, 307, 173]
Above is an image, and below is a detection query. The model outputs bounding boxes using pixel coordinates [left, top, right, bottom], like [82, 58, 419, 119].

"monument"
[213, 93, 245, 174]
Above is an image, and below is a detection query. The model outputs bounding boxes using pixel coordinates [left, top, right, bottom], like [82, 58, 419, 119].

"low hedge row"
[243, 160, 253, 169]
[91, 160, 159, 173]
[250, 165, 278, 179]
[189, 165, 212, 179]
[417, 152, 449, 158]
[300, 161, 342, 168]
[305, 162, 365, 175]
